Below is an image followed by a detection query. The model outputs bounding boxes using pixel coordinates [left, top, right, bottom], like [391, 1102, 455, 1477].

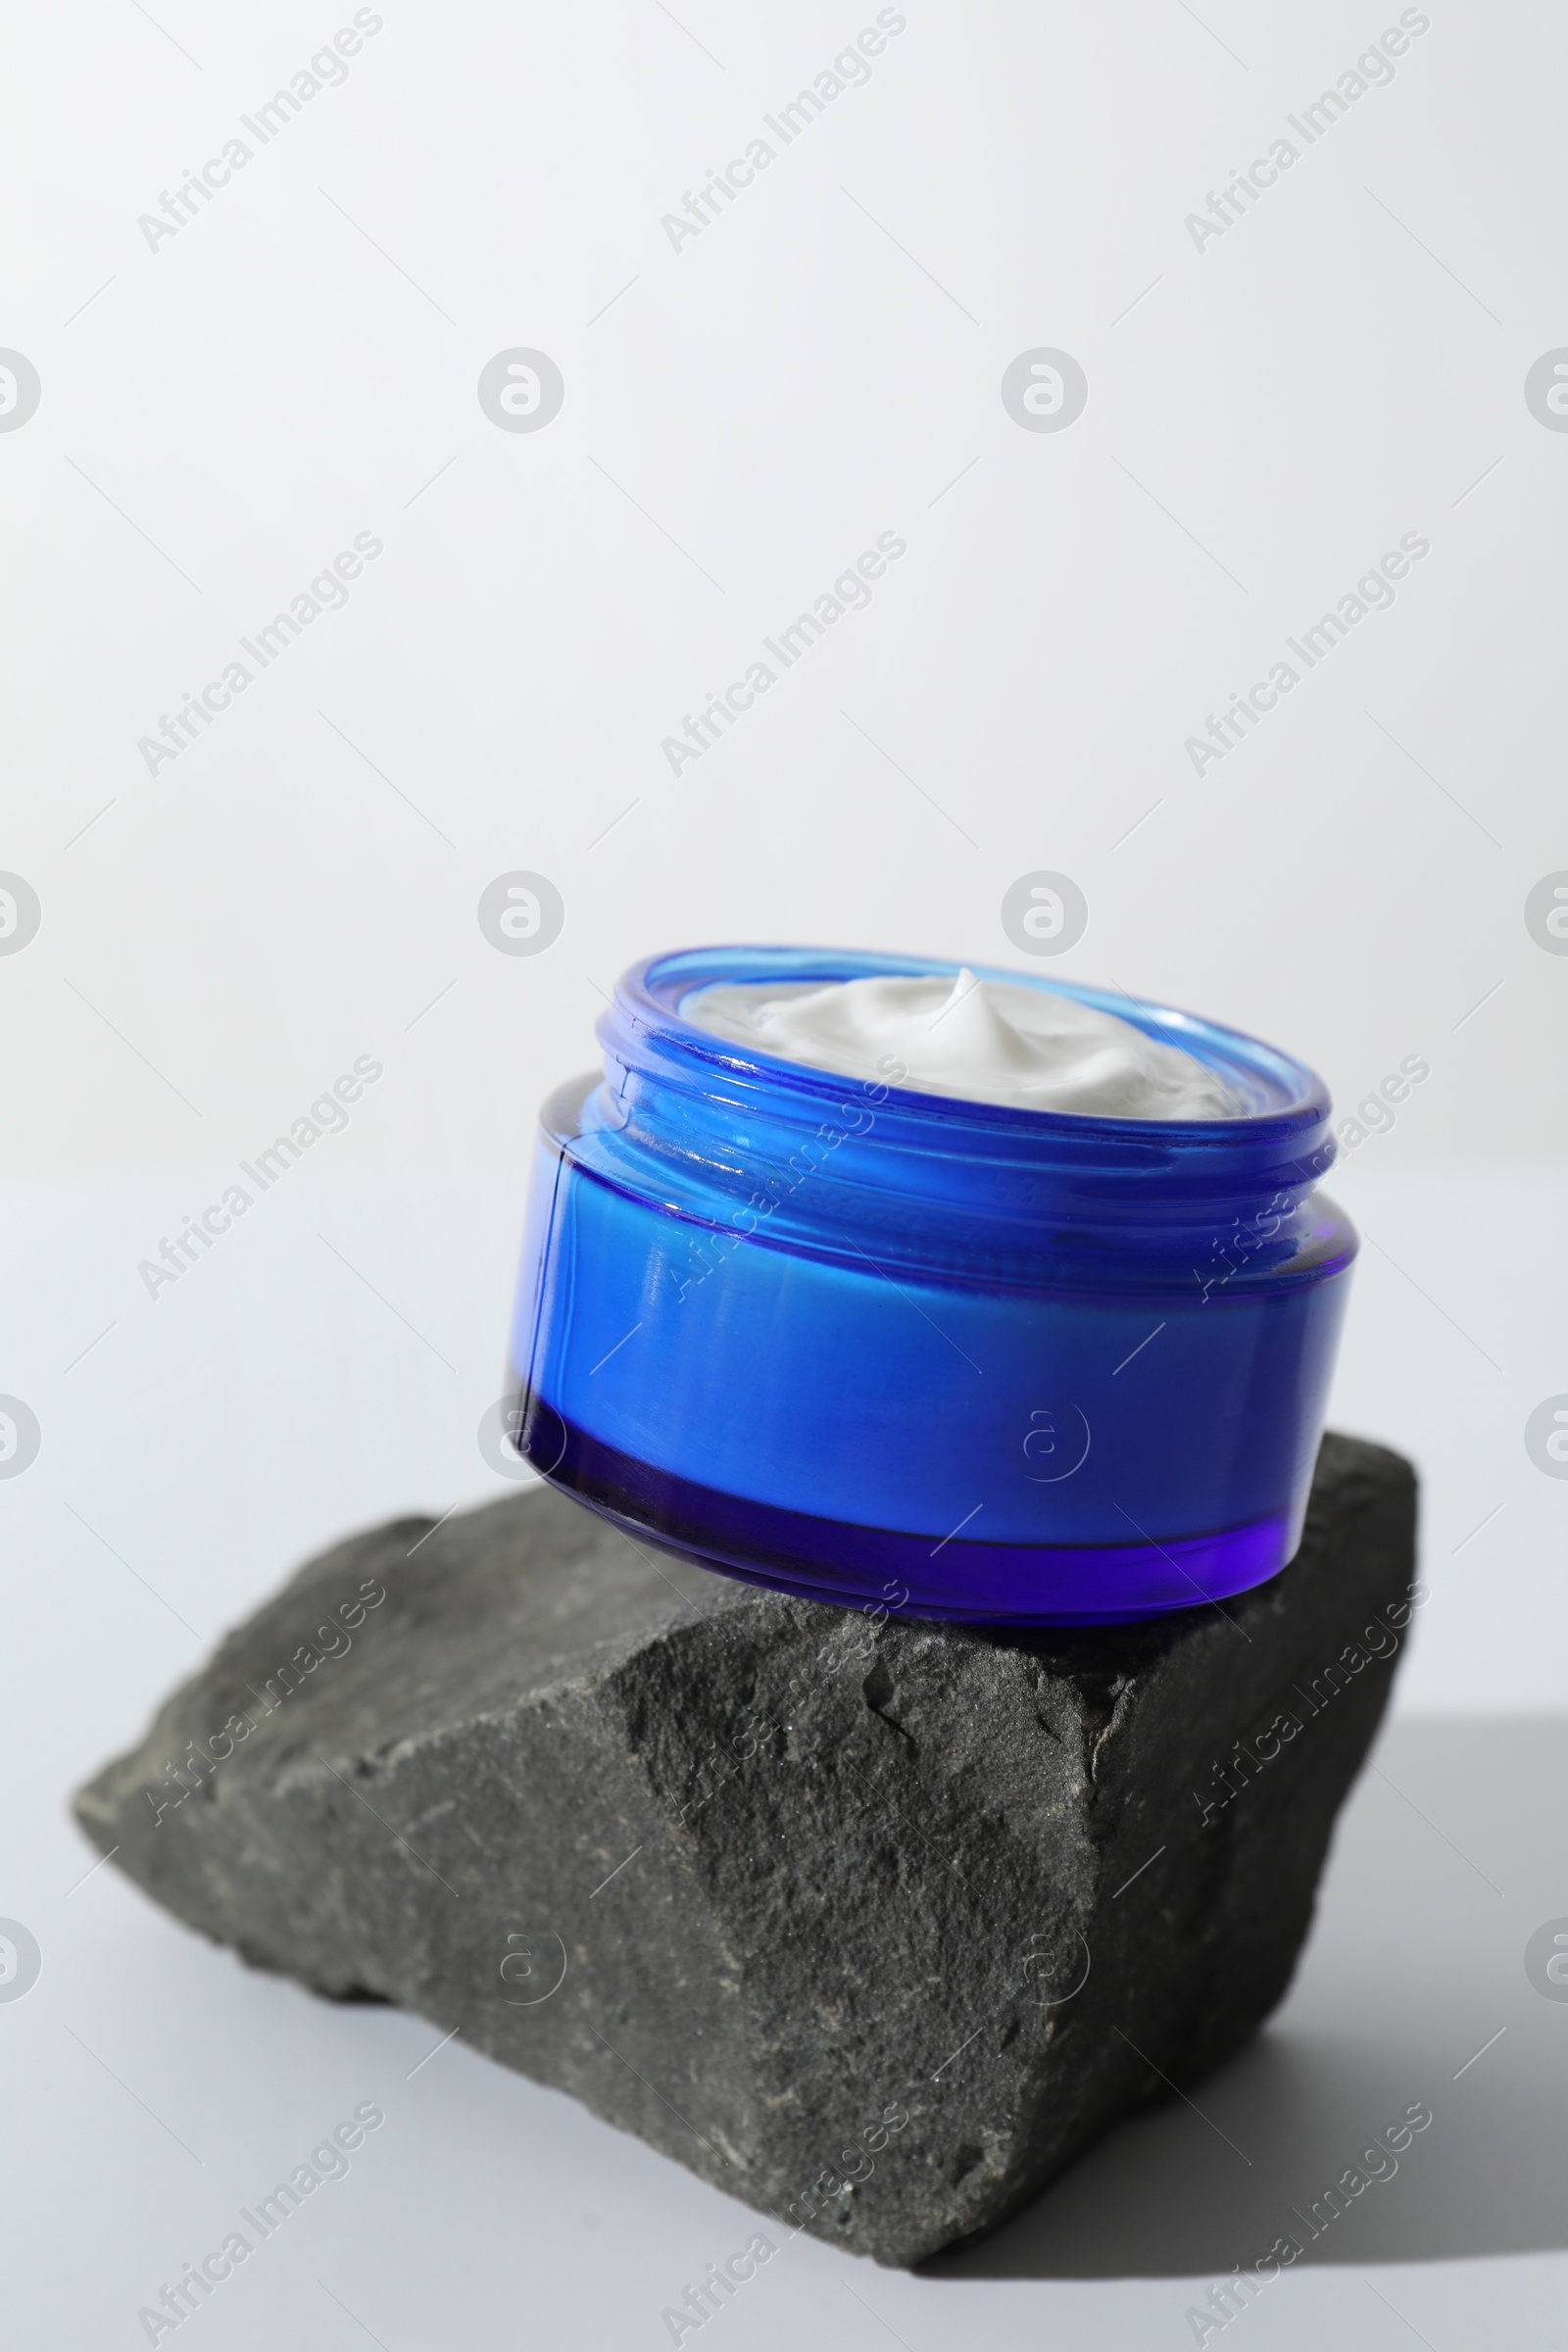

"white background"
[2, 2, 1565, 2345]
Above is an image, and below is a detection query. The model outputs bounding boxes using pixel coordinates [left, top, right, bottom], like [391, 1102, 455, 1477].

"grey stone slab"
[74, 1434, 1416, 2266]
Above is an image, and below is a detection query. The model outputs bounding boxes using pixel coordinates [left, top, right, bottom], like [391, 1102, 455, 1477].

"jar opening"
[625, 944, 1325, 1135]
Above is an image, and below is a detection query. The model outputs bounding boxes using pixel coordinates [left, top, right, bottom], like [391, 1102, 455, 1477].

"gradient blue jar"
[507, 947, 1356, 1623]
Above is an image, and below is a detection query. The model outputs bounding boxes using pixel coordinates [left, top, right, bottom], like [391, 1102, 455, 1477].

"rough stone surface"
[74, 1435, 1416, 2266]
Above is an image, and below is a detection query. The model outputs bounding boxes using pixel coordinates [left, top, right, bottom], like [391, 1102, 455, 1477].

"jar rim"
[615, 944, 1329, 1140]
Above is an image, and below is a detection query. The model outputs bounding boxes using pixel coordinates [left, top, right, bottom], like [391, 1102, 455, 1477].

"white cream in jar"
[683, 968, 1245, 1120]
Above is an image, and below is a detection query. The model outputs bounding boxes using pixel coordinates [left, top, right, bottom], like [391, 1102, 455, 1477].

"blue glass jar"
[507, 947, 1356, 1623]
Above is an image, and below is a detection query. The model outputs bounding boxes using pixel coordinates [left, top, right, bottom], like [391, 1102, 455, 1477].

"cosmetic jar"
[507, 947, 1356, 1623]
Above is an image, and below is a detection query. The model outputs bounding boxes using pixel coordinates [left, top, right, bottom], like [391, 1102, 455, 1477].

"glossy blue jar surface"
[507, 947, 1356, 1623]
